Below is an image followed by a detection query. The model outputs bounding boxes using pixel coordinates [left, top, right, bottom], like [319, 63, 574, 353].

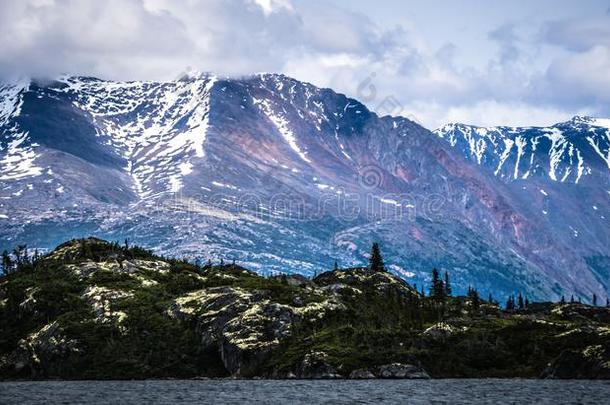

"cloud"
[541, 15, 610, 52]
[0, 0, 608, 128]
[532, 14, 610, 110]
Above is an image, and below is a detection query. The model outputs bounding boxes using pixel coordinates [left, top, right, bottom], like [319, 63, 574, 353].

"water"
[1, 379, 609, 404]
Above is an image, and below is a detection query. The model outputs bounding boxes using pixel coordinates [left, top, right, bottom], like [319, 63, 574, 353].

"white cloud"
[0, 0, 608, 129]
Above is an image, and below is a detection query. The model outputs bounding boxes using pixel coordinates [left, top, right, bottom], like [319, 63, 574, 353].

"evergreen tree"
[524, 297, 529, 308]
[578, 297, 582, 304]
[506, 296, 515, 311]
[606, 298, 609, 308]
[593, 294, 598, 306]
[368, 243, 385, 272]
[1, 250, 12, 274]
[444, 271, 452, 296]
[517, 292, 524, 310]
[488, 293, 494, 305]
[334, 260, 339, 271]
[467, 287, 480, 311]
[220, 258, 224, 266]
[560, 295, 566, 304]
[429, 268, 445, 301]
[570, 294, 575, 303]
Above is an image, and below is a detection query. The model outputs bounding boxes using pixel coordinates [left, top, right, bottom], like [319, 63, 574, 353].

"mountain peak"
[566, 115, 610, 129]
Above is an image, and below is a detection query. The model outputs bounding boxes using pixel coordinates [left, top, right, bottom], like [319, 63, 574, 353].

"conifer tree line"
[2, 240, 609, 310]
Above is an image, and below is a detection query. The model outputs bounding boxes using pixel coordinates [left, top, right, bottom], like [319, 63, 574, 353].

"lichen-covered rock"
[295, 351, 343, 379]
[542, 344, 610, 379]
[423, 322, 467, 339]
[18, 287, 40, 316]
[169, 287, 297, 376]
[378, 363, 430, 379]
[315, 267, 417, 299]
[349, 368, 376, 379]
[2, 321, 80, 378]
[81, 286, 132, 327]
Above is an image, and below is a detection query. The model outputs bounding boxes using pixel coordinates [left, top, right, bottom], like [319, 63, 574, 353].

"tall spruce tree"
[430, 269, 446, 301]
[517, 293, 524, 310]
[334, 260, 339, 271]
[506, 296, 515, 311]
[369, 243, 385, 272]
[444, 271, 452, 296]
[593, 294, 598, 306]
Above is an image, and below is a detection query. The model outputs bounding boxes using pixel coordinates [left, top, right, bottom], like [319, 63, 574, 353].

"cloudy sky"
[1, 0, 609, 128]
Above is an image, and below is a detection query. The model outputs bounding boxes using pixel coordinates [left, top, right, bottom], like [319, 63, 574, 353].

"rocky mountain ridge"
[0, 73, 608, 301]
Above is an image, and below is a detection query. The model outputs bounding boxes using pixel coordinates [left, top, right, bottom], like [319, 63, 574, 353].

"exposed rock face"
[378, 363, 430, 379]
[349, 368, 376, 379]
[81, 286, 132, 327]
[167, 284, 342, 377]
[295, 351, 343, 379]
[1, 322, 80, 378]
[424, 322, 467, 340]
[169, 287, 283, 375]
[542, 344, 610, 379]
[314, 267, 418, 299]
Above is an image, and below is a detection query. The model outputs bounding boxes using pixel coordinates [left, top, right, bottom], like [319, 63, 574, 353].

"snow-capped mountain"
[0, 74, 608, 301]
[434, 117, 610, 184]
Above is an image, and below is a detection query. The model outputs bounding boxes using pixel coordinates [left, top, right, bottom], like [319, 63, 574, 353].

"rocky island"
[1, 238, 609, 380]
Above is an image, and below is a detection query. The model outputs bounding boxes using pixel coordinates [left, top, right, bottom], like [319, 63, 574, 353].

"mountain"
[434, 116, 610, 185]
[0, 73, 608, 301]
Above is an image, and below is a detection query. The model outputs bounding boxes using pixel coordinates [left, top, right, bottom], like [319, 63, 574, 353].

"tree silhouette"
[444, 271, 452, 296]
[517, 293, 524, 310]
[334, 260, 339, 271]
[593, 294, 597, 306]
[368, 243, 385, 272]
[429, 268, 445, 301]
[467, 286, 480, 312]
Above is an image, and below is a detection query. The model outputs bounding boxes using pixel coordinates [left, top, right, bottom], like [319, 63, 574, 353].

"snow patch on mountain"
[55, 75, 217, 196]
[434, 117, 608, 184]
[0, 131, 43, 181]
[0, 81, 29, 127]
[254, 98, 311, 164]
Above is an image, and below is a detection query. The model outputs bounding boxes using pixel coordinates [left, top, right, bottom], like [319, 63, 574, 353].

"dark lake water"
[1, 379, 609, 404]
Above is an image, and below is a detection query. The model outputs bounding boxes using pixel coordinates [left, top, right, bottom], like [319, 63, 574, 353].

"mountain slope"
[0, 73, 608, 301]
